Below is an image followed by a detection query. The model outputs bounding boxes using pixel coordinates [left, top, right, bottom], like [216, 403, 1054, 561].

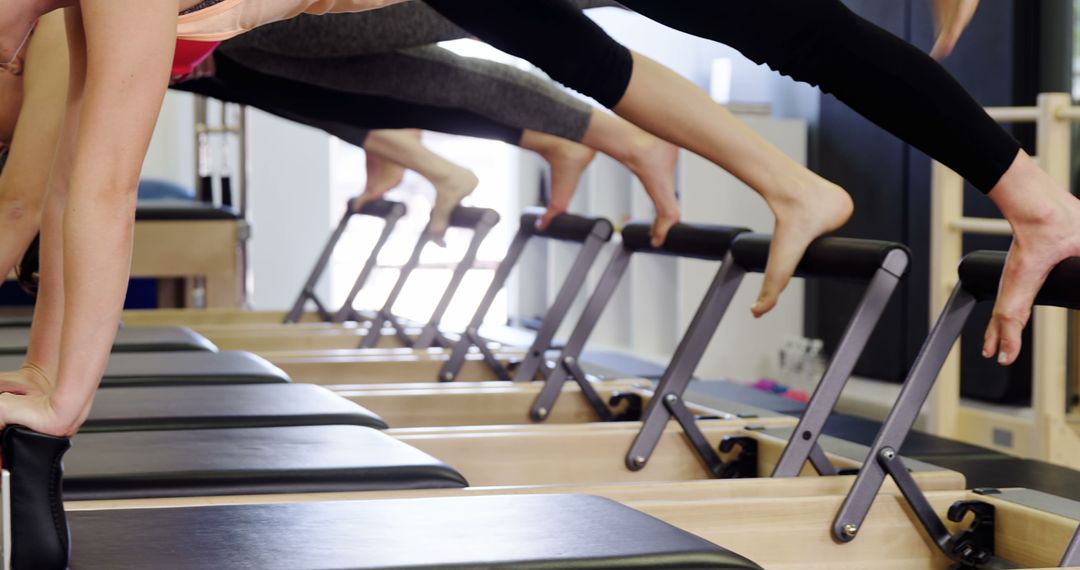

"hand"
[0, 364, 50, 397]
[930, 0, 980, 60]
[0, 393, 80, 438]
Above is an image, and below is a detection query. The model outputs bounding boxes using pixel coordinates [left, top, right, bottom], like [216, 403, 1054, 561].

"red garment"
[172, 39, 220, 78]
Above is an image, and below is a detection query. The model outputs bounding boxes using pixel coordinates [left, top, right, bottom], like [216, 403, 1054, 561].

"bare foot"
[984, 153, 1080, 365]
[753, 176, 854, 318]
[622, 135, 681, 247]
[534, 140, 596, 230]
[428, 168, 479, 247]
[351, 153, 406, 212]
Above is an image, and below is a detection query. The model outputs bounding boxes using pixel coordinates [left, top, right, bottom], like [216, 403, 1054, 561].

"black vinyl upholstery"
[135, 200, 242, 220]
[83, 384, 387, 432]
[0, 351, 287, 386]
[0, 326, 217, 355]
[64, 425, 466, 500]
[68, 495, 762, 569]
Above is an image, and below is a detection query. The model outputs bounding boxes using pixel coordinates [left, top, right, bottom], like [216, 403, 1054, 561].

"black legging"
[173, 52, 524, 147]
[422, 0, 1020, 193]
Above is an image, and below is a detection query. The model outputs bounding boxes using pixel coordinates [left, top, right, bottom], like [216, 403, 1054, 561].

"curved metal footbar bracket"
[625, 233, 910, 478]
[833, 251, 1080, 568]
[361, 207, 501, 350]
[283, 198, 407, 325]
[529, 222, 751, 425]
[438, 208, 614, 382]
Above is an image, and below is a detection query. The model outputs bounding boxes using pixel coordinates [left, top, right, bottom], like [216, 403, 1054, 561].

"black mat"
[83, 384, 387, 432]
[64, 425, 465, 500]
[0, 326, 217, 355]
[68, 495, 762, 569]
[136, 200, 241, 220]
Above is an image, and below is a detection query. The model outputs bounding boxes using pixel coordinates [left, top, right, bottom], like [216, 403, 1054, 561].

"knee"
[0, 192, 42, 226]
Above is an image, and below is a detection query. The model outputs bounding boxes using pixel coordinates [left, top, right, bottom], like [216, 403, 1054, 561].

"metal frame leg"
[439, 229, 531, 381]
[413, 219, 497, 349]
[625, 254, 747, 471]
[530, 247, 633, 420]
[331, 208, 405, 323]
[772, 250, 908, 477]
[833, 285, 977, 542]
[361, 231, 429, 348]
[1061, 525, 1080, 566]
[511, 233, 612, 382]
[284, 211, 353, 324]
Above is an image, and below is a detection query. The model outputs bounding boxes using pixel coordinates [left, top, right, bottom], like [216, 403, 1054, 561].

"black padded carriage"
[0, 326, 217, 355]
[64, 425, 466, 500]
[83, 384, 387, 432]
[135, 200, 242, 220]
[68, 495, 762, 569]
[0, 351, 289, 386]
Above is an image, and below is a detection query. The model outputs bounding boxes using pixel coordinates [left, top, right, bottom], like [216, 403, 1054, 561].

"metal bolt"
[564, 356, 576, 366]
[536, 408, 548, 419]
[880, 448, 896, 461]
[442, 372, 454, 382]
[664, 394, 678, 404]
[842, 524, 859, 538]
[632, 456, 647, 468]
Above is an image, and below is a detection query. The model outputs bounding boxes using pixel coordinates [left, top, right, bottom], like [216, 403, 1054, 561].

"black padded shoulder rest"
[353, 198, 406, 219]
[622, 222, 750, 260]
[732, 233, 910, 281]
[959, 250, 1080, 309]
[3, 427, 72, 569]
[448, 206, 500, 229]
[135, 200, 241, 221]
[519, 207, 614, 243]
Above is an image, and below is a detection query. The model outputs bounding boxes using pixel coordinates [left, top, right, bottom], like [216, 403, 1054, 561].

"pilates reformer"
[0, 326, 218, 356]
[262, 208, 619, 384]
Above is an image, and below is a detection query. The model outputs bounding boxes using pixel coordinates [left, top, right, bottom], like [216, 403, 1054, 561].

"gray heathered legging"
[219, 42, 595, 141]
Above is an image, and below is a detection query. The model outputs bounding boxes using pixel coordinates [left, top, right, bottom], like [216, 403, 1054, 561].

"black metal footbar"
[833, 251, 1080, 568]
[528, 222, 751, 424]
[283, 199, 406, 325]
[623, 231, 909, 478]
[439, 208, 614, 382]
[360, 206, 501, 350]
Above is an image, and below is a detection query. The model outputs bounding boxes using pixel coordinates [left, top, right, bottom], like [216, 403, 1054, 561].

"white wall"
[142, 92, 334, 310]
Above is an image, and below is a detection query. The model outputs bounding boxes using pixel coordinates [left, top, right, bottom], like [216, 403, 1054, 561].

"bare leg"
[0, 0, 71, 65]
[350, 149, 407, 213]
[579, 109, 681, 247]
[983, 150, 1080, 365]
[613, 52, 853, 316]
[517, 129, 596, 229]
[362, 129, 478, 246]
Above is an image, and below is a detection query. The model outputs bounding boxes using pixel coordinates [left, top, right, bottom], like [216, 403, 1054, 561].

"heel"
[3, 426, 71, 569]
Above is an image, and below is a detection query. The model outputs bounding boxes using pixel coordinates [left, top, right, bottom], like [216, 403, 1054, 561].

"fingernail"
[998, 351, 1009, 365]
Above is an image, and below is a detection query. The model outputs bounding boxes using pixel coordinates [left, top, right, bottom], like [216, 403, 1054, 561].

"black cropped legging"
[423, 0, 1021, 192]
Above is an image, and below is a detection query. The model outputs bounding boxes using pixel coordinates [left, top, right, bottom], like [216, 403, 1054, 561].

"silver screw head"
[441, 372, 453, 382]
[664, 394, 678, 404]
[536, 407, 548, 418]
[842, 524, 859, 538]
[563, 356, 576, 365]
[880, 448, 896, 461]
[632, 455, 647, 467]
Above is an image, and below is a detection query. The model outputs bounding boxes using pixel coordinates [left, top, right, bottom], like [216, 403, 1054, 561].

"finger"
[982, 317, 999, 359]
[537, 207, 560, 232]
[992, 312, 1026, 366]
[650, 216, 676, 248]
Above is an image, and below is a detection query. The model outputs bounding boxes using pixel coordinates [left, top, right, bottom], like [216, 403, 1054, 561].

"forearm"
[50, 1, 175, 425]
